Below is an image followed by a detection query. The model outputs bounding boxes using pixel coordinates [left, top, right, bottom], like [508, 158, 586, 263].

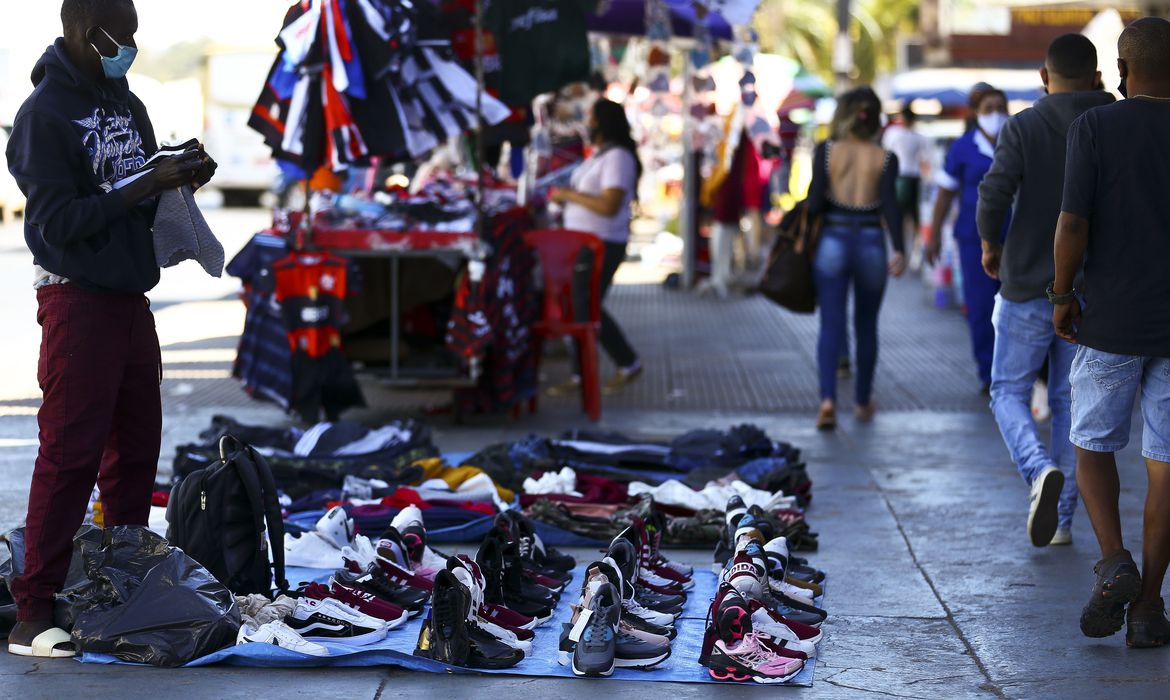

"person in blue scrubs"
[927, 85, 1010, 393]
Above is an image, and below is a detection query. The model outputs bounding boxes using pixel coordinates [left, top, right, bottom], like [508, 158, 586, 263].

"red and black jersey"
[273, 250, 365, 421]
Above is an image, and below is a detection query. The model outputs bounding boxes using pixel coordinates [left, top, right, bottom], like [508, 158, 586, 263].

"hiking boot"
[1126, 598, 1170, 649]
[1081, 549, 1141, 638]
[1027, 466, 1064, 547]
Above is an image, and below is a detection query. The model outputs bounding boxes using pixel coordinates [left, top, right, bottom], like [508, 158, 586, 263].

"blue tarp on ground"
[82, 565, 818, 686]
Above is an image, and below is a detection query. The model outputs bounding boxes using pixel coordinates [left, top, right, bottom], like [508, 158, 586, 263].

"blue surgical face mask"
[91, 27, 137, 79]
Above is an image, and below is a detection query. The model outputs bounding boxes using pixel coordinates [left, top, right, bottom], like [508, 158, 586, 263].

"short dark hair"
[1119, 16, 1170, 79]
[61, 0, 131, 34]
[900, 105, 917, 123]
[833, 87, 882, 141]
[1047, 33, 1097, 80]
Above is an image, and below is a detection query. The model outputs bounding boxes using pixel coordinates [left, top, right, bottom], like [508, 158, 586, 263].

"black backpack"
[166, 435, 289, 595]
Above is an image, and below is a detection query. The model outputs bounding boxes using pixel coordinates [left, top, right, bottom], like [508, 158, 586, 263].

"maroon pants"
[13, 284, 162, 622]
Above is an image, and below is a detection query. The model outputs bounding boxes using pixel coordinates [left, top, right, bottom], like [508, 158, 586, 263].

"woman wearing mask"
[927, 84, 1009, 393]
[807, 87, 906, 430]
[548, 98, 643, 394]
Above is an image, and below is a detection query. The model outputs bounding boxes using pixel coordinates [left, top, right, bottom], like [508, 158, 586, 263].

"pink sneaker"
[706, 631, 805, 684]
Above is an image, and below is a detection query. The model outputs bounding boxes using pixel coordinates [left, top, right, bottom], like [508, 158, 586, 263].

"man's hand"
[147, 151, 203, 192]
[888, 252, 907, 278]
[193, 144, 217, 189]
[1053, 300, 1081, 344]
[982, 241, 1002, 279]
[925, 236, 942, 266]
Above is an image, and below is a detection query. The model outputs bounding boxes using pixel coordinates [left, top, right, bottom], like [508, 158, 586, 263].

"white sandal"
[8, 627, 76, 658]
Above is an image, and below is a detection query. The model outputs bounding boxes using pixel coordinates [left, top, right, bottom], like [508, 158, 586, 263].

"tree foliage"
[753, 0, 920, 85]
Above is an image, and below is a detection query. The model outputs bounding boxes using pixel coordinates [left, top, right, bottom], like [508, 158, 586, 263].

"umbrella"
[587, 0, 734, 40]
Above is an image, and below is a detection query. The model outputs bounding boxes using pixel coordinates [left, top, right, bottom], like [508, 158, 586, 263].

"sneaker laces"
[736, 631, 781, 667]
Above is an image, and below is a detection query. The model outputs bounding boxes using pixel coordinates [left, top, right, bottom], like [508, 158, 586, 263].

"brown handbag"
[758, 201, 823, 314]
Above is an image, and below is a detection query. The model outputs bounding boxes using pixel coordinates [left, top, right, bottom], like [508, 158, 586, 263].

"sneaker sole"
[304, 627, 387, 646]
[559, 649, 671, 669]
[1081, 571, 1141, 638]
[1028, 469, 1064, 547]
[572, 657, 616, 677]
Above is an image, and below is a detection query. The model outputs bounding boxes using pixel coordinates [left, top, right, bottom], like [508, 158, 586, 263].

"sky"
[0, 0, 293, 123]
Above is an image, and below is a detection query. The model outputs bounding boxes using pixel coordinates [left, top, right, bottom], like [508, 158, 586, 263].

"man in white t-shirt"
[882, 106, 928, 254]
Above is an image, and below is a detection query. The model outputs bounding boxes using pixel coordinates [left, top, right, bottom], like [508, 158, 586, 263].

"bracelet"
[1045, 283, 1077, 305]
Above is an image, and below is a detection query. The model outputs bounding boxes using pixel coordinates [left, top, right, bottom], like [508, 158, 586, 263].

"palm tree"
[753, 0, 920, 85]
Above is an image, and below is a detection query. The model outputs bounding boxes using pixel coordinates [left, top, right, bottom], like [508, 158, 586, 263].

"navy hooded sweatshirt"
[6, 38, 160, 294]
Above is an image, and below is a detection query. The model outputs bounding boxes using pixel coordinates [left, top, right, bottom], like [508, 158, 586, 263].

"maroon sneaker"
[301, 581, 407, 629]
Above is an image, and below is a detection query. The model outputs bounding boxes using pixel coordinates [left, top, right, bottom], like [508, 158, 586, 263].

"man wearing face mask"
[927, 84, 1010, 394]
[1052, 17, 1170, 648]
[4, 0, 215, 658]
[976, 35, 1113, 549]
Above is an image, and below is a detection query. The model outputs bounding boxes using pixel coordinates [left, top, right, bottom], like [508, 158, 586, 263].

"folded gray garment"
[153, 185, 225, 277]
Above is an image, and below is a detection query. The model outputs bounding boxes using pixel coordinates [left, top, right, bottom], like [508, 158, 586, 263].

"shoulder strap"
[222, 436, 270, 586]
[249, 444, 289, 593]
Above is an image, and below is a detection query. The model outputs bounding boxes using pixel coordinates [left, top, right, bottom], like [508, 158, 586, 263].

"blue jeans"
[990, 296, 1078, 528]
[957, 238, 999, 385]
[813, 218, 888, 405]
[1070, 347, 1170, 462]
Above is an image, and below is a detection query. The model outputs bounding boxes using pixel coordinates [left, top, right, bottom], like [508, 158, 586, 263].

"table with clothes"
[228, 195, 540, 420]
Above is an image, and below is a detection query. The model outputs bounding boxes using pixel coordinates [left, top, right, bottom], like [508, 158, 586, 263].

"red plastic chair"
[522, 229, 605, 422]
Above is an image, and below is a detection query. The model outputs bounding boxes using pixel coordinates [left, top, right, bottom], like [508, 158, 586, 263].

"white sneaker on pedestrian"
[1028, 467, 1064, 548]
[1031, 381, 1052, 424]
[237, 620, 330, 656]
[1050, 528, 1073, 546]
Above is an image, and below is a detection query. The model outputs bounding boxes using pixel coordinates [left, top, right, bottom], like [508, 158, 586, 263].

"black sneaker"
[1127, 598, 1170, 648]
[496, 510, 576, 573]
[714, 496, 749, 569]
[476, 533, 555, 621]
[1081, 549, 1141, 638]
[414, 570, 472, 665]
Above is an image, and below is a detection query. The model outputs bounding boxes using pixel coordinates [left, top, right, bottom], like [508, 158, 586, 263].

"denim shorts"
[1069, 346, 1170, 462]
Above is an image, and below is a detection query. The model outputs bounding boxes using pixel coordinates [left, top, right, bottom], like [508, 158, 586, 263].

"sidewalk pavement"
[0, 252, 1163, 699]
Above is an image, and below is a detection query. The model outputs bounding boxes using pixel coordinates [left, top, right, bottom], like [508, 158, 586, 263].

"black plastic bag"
[0, 525, 105, 636]
[62, 526, 240, 667]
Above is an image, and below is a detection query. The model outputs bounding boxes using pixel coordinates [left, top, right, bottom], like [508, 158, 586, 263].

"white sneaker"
[390, 504, 426, 531]
[1050, 528, 1073, 546]
[750, 608, 819, 657]
[315, 506, 356, 550]
[285, 532, 345, 569]
[340, 536, 378, 569]
[1028, 466, 1064, 548]
[1031, 381, 1052, 424]
[286, 597, 388, 646]
[237, 620, 330, 656]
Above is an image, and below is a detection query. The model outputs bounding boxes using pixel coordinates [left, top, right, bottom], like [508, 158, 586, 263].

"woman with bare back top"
[806, 87, 906, 430]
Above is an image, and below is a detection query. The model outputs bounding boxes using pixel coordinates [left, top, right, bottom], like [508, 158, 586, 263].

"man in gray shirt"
[977, 34, 1113, 548]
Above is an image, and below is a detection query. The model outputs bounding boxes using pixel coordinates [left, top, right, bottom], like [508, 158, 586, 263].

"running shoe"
[570, 581, 621, 677]
[707, 631, 805, 684]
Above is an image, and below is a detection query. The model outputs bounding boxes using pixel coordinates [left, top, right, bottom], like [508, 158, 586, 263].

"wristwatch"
[1046, 283, 1077, 305]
